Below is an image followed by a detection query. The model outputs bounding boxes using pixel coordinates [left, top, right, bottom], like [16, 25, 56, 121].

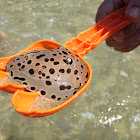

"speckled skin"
[6, 46, 88, 102]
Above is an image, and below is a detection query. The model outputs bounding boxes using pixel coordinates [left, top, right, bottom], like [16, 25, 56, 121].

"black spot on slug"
[36, 54, 45, 59]
[29, 69, 34, 75]
[38, 71, 42, 75]
[17, 63, 21, 66]
[10, 65, 13, 68]
[35, 63, 40, 66]
[67, 68, 71, 74]
[76, 77, 80, 80]
[42, 65, 47, 69]
[59, 69, 65, 73]
[46, 76, 50, 79]
[51, 95, 56, 99]
[59, 85, 65, 90]
[49, 68, 55, 74]
[25, 56, 28, 60]
[86, 72, 88, 78]
[23, 82, 27, 85]
[81, 65, 84, 69]
[46, 80, 52, 86]
[13, 77, 26, 81]
[41, 90, 46, 95]
[79, 83, 82, 88]
[54, 61, 59, 65]
[27, 60, 32, 64]
[57, 46, 62, 49]
[19, 77, 26, 81]
[44, 58, 49, 62]
[67, 85, 71, 90]
[11, 71, 13, 76]
[62, 51, 68, 55]
[13, 77, 19, 80]
[50, 58, 54, 61]
[63, 59, 68, 64]
[21, 65, 25, 69]
[31, 87, 35, 90]
[74, 70, 78, 75]
[16, 58, 20, 61]
[57, 98, 61, 101]
[53, 54, 57, 56]
[73, 91, 77, 95]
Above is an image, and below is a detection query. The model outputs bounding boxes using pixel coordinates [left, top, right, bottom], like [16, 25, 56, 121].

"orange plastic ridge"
[0, 66, 6, 71]
[64, 6, 132, 56]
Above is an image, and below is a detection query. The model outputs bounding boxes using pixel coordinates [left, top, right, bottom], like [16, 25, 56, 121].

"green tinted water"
[0, 0, 140, 140]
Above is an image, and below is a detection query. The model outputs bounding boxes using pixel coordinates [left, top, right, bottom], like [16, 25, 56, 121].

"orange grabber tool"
[0, 6, 132, 117]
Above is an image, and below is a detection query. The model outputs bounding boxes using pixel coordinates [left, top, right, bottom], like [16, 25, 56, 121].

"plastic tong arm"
[65, 6, 132, 56]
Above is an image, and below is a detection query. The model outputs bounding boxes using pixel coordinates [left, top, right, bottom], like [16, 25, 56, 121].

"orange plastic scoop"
[0, 7, 131, 117]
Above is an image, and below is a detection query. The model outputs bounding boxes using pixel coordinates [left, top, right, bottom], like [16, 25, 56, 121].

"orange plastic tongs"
[0, 6, 132, 117]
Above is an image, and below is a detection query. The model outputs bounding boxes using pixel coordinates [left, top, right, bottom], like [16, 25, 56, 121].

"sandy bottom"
[29, 96, 65, 110]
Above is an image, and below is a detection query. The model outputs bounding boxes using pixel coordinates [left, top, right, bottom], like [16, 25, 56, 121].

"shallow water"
[0, 0, 140, 140]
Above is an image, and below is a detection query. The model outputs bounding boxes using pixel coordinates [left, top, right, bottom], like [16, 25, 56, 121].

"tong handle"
[65, 6, 132, 56]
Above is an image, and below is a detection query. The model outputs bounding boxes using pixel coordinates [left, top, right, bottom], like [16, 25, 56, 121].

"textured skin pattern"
[6, 46, 88, 102]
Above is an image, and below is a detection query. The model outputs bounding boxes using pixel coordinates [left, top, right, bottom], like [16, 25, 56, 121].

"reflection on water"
[0, 0, 140, 140]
